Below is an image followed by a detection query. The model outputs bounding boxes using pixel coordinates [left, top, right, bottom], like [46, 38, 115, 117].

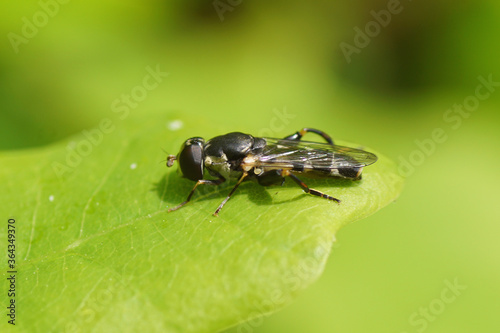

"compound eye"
[178, 137, 205, 181]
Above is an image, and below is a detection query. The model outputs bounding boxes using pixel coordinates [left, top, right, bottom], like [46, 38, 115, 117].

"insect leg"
[283, 128, 334, 145]
[214, 172, 248, 216]
[282, 170, 341, 203]
[168, 177, 225, 212]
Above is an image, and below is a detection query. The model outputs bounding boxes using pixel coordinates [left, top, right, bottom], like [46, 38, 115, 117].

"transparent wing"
[257, 138, 378, 169]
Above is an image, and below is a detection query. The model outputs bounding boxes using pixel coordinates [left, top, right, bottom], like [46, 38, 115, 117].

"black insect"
[166, 128, 377, 216]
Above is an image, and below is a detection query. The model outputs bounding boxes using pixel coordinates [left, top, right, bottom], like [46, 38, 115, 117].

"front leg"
[168, 177, 225, 212]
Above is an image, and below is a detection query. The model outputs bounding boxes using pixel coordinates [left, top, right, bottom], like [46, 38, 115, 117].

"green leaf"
[0, 113, 403, 333]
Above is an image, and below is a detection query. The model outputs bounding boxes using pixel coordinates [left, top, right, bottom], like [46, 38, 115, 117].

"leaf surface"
[0, 114, 403, 332]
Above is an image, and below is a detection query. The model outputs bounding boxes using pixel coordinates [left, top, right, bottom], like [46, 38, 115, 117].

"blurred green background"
[2, 1, 499, 332]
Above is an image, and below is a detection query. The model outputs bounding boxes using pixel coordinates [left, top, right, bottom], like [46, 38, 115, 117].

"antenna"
[166, 155, 177, 167]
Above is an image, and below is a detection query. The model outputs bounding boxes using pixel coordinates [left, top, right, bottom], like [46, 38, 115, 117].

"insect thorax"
[204, 153, 242, 180]
[203, 132, 266, 180]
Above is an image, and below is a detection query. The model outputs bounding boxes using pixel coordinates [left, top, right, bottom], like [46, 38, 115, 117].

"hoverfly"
[166, 128, 377, 216]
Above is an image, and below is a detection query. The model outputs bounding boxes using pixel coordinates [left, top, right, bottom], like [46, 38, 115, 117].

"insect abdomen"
[290, 165, 362, 180]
